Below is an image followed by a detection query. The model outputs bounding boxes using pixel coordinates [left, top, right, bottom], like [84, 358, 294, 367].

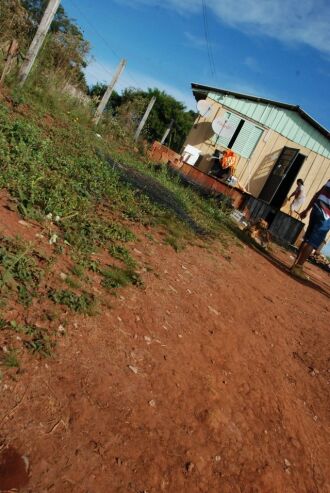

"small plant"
[145, 232, 154, 241]
[0, 318, 8, 330]
[2, 349, 20, 368]
[24, 329, 54, 357]
[71, 264, 85, 278]
[44, 310, 58, 321]
[101, 266, 142, 291]
[0, 236, 41, 306]
[164, 235, 185, 252]
[7, 321, 53, 357]
[65, 276, 82, 289]
[48, 289, 96, 314]
[108, 244, 136, 269]
[18, 285, 34, 307]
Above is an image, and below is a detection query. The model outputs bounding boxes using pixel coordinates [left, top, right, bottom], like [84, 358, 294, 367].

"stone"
[185, 462, 194, 473]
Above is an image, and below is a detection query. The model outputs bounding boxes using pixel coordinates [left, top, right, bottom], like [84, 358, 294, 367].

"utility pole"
[160, 119, 174, 145]
[134, 96, 156, 142]
[18, 0, 61, 85]
[93, 58, 127, 125]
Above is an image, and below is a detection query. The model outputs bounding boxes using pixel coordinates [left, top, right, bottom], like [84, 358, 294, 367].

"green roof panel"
[208, 92, 330, 158]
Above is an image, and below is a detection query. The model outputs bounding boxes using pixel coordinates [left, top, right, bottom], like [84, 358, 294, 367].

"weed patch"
[24, 330, 54, 357]
[70, 264, 85, 278]
[2, 320, 55, 357]
[2, 349, 20, 368]
[65, 276, 82, 290]
[0, 236, 42, 306]
[101, 266, 142, 291]
[108, 244, 137, 269]
[48, 289, 96, 314]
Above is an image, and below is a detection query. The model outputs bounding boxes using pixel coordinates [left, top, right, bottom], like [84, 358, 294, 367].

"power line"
[90, 57, 119, 81]
[201, 0, 216, 80]
[66, 0, 140, 88]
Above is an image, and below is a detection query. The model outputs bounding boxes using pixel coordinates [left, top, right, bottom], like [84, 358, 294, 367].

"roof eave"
[191, 83, 330, 140]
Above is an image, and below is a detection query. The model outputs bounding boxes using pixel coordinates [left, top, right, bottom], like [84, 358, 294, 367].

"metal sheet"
[209, 93, 330, 158]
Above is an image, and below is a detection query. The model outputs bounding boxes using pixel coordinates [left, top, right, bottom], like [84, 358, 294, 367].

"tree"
[88, 83, 122, 112]
[111, 87, 196, 151]
[17, 0, 90, 88]
[0, 0, 30, 48]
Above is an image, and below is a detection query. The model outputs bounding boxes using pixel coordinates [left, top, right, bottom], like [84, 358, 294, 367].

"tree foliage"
[1, 2, 195, 147]
[0, 0, 89, 88]
[0, 0, 30, 48]
[88, 85, 196, 152]
[88, 83, 122, 112]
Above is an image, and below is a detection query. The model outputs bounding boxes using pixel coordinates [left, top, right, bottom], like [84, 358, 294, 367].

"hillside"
[0, 86, 329, 493]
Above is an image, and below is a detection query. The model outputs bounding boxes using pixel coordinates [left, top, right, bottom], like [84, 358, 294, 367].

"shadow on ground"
[109, 159, 208, 235]
[227, 223, 330, 299]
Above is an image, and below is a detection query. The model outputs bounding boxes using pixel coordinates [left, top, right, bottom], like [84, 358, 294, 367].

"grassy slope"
[0, 82, 232, 364]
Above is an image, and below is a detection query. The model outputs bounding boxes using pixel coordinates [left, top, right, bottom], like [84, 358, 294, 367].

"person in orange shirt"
[221, 149, 237, 179]
[208, 149, 237, 181]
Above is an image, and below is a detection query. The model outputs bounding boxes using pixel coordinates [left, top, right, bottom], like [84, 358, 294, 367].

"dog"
[245, 218, 271, 249]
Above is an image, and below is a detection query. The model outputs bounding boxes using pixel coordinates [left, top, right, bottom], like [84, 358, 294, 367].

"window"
[212, 111, 263, 159]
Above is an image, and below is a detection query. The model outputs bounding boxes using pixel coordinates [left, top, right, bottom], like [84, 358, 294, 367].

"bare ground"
[0, 201, 329, 493]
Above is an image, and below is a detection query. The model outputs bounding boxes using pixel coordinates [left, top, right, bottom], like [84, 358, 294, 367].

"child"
[289, 179, 305, 216]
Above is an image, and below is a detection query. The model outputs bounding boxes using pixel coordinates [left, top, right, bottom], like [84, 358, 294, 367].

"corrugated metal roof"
[191, 83, 330, 159]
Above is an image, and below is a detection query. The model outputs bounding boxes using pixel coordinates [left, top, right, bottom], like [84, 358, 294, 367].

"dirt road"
[1, 222, 329, 492]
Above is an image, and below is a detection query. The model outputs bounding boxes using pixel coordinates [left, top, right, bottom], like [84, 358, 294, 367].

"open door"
[259, 147, 300, 204]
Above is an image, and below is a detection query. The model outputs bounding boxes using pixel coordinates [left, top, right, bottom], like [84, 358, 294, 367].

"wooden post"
[160, 119, 174, 145]
[18, 0, 61, 85]
[1, 39, 19, 84]
[134, 96, 156, 142]
[93, 58, 127, 125]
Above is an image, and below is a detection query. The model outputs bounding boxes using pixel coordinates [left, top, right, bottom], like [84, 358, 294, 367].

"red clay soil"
[0, 207, 330, 492]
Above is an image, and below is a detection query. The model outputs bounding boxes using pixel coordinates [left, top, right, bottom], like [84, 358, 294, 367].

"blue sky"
[62, 0, 330, 130]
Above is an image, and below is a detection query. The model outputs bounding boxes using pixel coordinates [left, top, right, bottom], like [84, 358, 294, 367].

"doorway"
[259, 147, 306, 208]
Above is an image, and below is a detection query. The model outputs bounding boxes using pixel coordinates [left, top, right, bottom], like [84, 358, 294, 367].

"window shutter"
[232, 121, 263, 158]
[211, 112, 241, 148]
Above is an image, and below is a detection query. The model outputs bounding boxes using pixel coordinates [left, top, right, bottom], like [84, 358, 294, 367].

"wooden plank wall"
[184, 97, 330, 211]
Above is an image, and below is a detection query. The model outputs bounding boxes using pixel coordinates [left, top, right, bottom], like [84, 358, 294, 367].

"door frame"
[259, 146, 300, 204]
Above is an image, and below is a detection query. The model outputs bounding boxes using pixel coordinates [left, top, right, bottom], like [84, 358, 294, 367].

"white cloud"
[244, 56, 260, 72]
[85, 60, 196, 109]
[85, 58, 274, 112]
[184, 31, 217, 50]
[118, 0, 330, 55]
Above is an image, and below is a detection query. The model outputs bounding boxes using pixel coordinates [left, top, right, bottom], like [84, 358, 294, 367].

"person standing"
[291, 179, 330, 279]
[288, 179, 305, 216]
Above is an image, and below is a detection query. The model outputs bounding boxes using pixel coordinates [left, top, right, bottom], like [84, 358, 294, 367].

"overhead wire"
[66, 0, 141, 88]
[201, 0, 217, 80]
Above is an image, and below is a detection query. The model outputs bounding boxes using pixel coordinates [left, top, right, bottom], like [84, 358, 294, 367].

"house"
[184, 83, 330, 215]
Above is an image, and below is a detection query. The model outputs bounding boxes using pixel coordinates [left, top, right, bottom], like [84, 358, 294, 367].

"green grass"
[65, 276, 82, 289]
[48, 289, 96, 314]
[2, 349, 20, 368]
[0, 82, 230, 255]
[1, 321, 55, 357]
[0, 79, 234, 349]
[108, 244, 137, 269]
[101, 265, 142, 291]
[0, 236, 42, 307]
[24, 330, 54, 357]
[164, 234, 185, 252]
[70, 264, 85, 278]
